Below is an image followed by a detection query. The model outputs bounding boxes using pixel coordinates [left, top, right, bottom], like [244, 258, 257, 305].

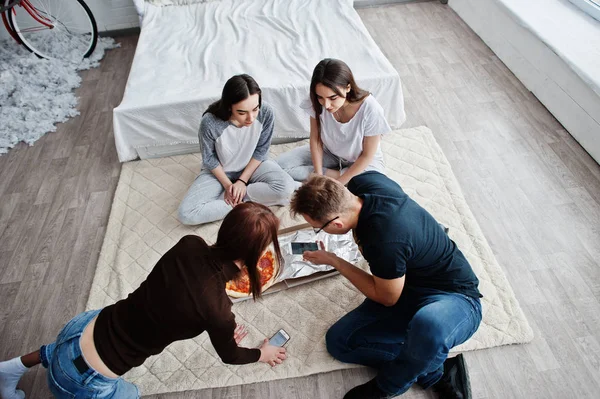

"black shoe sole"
[454, 354, 472, 399]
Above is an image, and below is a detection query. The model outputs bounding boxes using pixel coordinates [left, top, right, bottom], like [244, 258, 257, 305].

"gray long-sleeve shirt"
[199, 102, 274, 173]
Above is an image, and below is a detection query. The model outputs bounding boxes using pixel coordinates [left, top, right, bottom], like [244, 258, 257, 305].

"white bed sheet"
[113, 0, 406, 162]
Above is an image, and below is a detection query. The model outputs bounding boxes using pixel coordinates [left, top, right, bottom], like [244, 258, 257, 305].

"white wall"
[85, 0, 140, 32]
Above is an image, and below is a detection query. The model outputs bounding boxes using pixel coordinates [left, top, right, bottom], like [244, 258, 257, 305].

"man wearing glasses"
[290, 172, 482, 399]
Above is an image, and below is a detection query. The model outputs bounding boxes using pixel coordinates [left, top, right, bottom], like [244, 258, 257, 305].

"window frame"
[568, 0, 600, 22]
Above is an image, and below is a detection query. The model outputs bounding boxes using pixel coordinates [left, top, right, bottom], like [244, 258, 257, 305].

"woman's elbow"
[219, 354, 240, 365]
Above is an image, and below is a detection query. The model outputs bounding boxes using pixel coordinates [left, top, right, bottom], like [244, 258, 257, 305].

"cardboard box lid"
[231, 223, 339, 302]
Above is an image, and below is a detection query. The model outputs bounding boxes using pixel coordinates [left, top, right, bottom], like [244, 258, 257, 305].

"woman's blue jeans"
[40, 309, 140, 398]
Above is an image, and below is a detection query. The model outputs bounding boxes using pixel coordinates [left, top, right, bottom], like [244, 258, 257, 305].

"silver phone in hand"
[291, 242, 319, 254]
[269, 328, 290, 347]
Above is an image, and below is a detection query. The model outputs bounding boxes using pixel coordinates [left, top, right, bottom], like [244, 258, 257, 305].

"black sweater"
[93, 235, 261, 375]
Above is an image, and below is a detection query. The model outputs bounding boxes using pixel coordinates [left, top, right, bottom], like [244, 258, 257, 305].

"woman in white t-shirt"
[277, 58, 392, 185]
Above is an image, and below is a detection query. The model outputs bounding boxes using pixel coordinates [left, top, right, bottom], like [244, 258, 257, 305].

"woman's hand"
[258, 339, 287, 367]
[230, 180, 247, 205]
[303, 241, 339, 267]
[224, 183, 235, 206]
[234, 324, 248, 345]
[224, 181, 246, 206]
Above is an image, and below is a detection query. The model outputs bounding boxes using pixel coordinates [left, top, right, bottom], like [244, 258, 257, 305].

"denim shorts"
[40, 309, 140, 399]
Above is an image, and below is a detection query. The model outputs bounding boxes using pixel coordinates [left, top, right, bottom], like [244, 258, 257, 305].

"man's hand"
[303, 241, 339, 267]
[233, 324, 248, 345]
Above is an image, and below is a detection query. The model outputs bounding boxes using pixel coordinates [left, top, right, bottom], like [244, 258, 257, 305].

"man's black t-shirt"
[349, 171, 481, 299]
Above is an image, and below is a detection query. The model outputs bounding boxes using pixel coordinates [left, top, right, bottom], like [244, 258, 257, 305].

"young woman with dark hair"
[0, 202, 287, 399]
[178, 74, 295, 225]
[277, 59, 393, 186]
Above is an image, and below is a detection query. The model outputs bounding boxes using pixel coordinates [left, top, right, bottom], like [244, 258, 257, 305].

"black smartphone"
[291, 242, 319, 254]
[269, 328, 290, 347]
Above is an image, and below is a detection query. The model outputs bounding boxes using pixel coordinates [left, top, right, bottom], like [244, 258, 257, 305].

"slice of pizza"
[226, 247, 279, 298]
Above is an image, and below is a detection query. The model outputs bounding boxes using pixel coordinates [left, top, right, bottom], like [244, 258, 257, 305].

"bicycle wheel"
[2, 6, 23, 44]
[7, 0, 98, 60]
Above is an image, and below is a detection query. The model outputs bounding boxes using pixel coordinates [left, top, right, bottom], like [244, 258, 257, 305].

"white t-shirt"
[302, 95, 391, 170]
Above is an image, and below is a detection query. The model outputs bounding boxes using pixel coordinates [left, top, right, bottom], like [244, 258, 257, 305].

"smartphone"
[291, 242, 319, 254]
[269, 328, 290, 347]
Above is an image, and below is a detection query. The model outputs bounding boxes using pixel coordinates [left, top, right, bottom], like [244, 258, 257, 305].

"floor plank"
[1, 2, 600, 398]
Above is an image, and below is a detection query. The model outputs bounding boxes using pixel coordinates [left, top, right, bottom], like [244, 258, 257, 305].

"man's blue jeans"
[326, 287, 482, 395]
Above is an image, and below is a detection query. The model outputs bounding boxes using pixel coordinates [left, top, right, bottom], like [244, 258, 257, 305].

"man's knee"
[325, 323, 350, 360]
[405, 315, 450, 360]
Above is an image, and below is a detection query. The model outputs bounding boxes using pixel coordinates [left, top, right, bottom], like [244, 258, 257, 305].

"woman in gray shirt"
[178, 74, 295, 225]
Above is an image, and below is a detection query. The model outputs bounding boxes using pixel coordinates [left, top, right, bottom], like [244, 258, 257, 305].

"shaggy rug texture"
[0, 37, 118, 154]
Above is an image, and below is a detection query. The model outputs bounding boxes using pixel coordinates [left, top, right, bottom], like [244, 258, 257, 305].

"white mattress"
[113, 0, 406, 162]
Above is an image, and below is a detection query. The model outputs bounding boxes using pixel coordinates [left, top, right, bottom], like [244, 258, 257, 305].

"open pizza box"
[231, 223, 361, 303]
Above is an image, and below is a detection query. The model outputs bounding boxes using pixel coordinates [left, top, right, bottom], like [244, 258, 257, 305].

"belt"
[73, 355, 90, 374]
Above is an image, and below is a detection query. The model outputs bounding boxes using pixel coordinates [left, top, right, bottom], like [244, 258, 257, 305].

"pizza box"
[231, 223, 341, 303]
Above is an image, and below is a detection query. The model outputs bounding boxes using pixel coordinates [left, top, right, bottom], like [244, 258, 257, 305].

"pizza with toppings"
[226, 248, 279, 298]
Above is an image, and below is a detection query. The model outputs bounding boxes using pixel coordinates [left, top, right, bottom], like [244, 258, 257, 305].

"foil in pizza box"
[274, 229, 362, 283]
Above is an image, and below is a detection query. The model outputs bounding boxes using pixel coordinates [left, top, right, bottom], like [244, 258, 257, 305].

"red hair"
[213, 202, 282, 299]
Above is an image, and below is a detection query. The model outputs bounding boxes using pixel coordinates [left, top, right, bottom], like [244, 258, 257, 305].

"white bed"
[113, 0, 406, 162]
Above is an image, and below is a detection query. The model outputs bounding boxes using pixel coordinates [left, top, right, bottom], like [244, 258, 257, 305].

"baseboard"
[355, 0, 436, 8]
[99, 27, 141, 38]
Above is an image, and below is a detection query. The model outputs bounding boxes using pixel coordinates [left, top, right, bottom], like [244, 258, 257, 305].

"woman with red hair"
[0, 202, 287, 399]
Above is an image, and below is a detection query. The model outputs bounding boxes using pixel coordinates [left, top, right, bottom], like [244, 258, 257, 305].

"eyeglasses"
[314, 216, 340, 234]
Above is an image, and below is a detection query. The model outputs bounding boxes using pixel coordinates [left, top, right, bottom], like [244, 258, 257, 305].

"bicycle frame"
[2, 0, 54, 42]
[1, 0, 20, 41]
[2, 0, 98, 60]
[0, 0, 20, 13]
[16, 0, 53, 28]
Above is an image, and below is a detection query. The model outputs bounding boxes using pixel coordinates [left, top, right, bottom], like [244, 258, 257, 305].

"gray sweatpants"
[178, 160, 296, 225]
[276, 144, 385, 182]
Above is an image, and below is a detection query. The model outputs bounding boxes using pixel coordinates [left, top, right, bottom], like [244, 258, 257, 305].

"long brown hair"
[309, 59, 369, 142]
[213, 202, 282, 299]
[204, 74, 262, 121]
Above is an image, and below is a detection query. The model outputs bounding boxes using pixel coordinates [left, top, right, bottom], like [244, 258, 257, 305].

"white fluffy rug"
[86, 127, 533, 396]
[0, 38, 118, 155]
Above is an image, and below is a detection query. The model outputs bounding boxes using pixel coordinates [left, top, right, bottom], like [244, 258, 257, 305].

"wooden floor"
[1, 1, 600, 398]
